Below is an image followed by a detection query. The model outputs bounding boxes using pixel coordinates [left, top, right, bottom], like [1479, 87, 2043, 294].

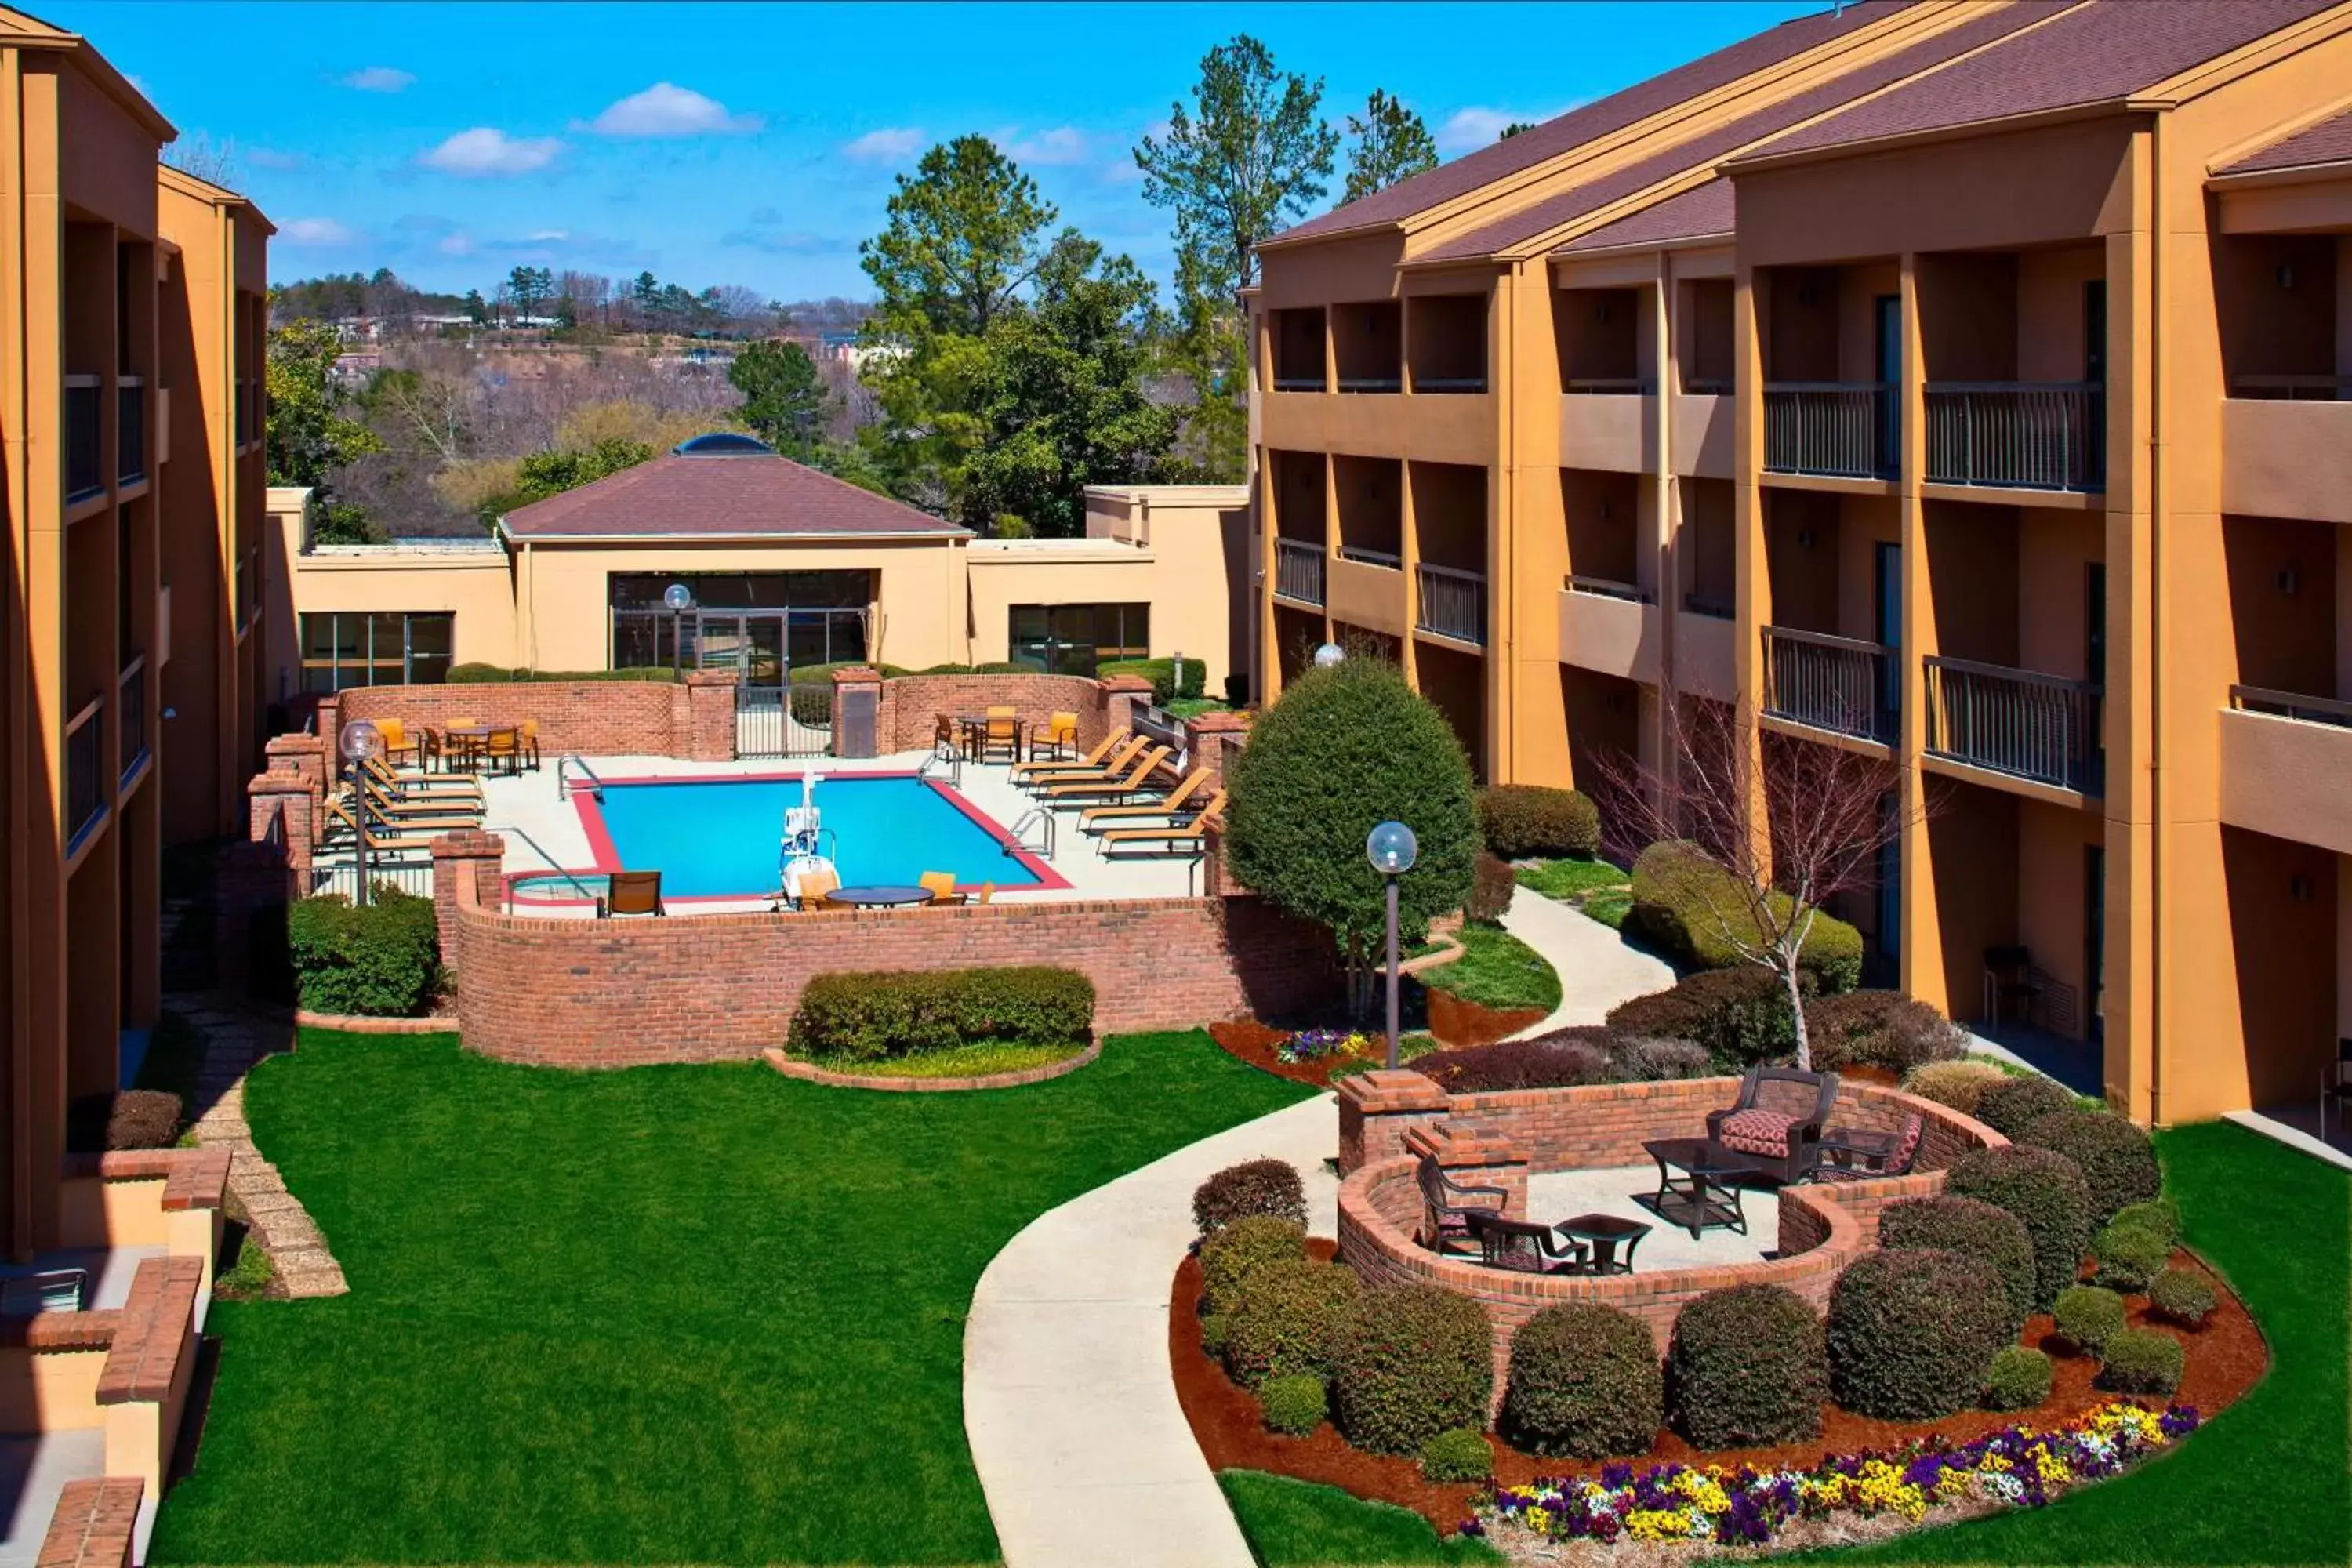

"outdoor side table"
[1554, 1213, 1651, 1276]
[1642, 1136, 1751, 1241]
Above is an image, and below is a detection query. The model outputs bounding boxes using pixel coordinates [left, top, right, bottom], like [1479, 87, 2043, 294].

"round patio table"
[823, 884, 935, 909]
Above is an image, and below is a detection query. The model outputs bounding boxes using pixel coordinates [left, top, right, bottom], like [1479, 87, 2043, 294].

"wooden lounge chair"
[1704, 1065, 1840, 1184]
[1018, 733, 1145, 789]
[917, 870, 967, 906]
[359, 778, 481, 826]
[1044, 746, 1170, 806]
[1011, 728, 1121, 782]
[1079, 770, 1210, 833]
[1100, 796, 1224, 856]
[321, 800, 437, 852]
[1417, 1154, 1506, 1258]
[363, 757, 482, 800]
[598, 869, 664, 918]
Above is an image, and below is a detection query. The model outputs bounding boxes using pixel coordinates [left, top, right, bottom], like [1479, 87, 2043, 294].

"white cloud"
[526, 229, 571, 243]
[1436, 105, 1570, 156]
[246, 147, 306, 170]
[342, 66, 415, 93]
[419, 127, 563, 177]
[437, 232, 476, 256]
[1004, 126, 1087, 166]
[280, 216, 360, 246]
[841, 127, 924, 162]
[579, 82, 760, 138]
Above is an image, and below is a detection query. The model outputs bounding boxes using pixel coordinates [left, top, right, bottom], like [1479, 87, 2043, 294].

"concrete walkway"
[964, 1093, 1338, 1568]
[1498, 890, 1676, 1036]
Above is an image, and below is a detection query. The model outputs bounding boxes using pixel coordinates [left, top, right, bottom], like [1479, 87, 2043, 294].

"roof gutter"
[1722, 99, 2138, 176]
[2205, 158, 2352, 189]
[1553, 230, 1733, 262]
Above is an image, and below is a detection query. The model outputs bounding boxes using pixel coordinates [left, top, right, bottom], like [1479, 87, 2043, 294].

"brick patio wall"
[876, 673, 1150, 756]
[320, 673, 737, 762]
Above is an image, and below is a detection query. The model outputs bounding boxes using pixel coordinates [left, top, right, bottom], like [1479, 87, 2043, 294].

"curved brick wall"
[327, 676, 735, 761]
[877, 673, 1143, 755]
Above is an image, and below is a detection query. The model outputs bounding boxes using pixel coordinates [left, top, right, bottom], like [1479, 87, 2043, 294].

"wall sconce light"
[1797, 282, 1820, 307]
[2278, 566, 2301, 596]
[1598, 501, 1613, 521]
[1595, 303, 1613, 323]
[1796, 528, 1818, 550]
[2291, 872, 2315, 902]
[2277, 263, 2296, 290]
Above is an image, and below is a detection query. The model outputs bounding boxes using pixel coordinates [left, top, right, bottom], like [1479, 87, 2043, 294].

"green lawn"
[1218, 1472, 1501, 1566]
[156, 1028, 1310, 1566]
[1513, 857, 1632, 930]
[1416, 921, 1562, 1013]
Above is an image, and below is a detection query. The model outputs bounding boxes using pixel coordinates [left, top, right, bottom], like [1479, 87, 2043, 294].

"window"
[608, 572, 873, 673]
[1008, 604, 1149, 677]
[299, 612, 454, 691]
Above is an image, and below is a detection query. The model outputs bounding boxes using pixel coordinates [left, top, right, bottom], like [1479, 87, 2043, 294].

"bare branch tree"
[1595, 699, 1918, 1068]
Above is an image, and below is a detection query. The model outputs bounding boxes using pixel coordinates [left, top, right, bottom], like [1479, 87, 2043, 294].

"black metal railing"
[65, 697, 104, 848]
[1925, 382, 2103, 492]
[1762, 382, 1896, 479]
[118, 656, 147, 785]
[66, 376, 102, 499]
[2230, 683, 2352, 727]
[117, 377, 144, 484]
[1924, 655, 2103, 794]
[1338, 543, 1403, 569]
[1411, 372, 1488, 394]
[1683, 376, 1733, 395]
[1682, 591, 1735, 619]
[1564, 574, 1653, 604]
[1272, 376, 1324, 393]
[1563, 378, 1654, 395]
[1762, 625, 1896, 742]
[1274, 538, 1325, 607]
[1337, 376, 1403, 393]
[1416, 562, 1485, 644]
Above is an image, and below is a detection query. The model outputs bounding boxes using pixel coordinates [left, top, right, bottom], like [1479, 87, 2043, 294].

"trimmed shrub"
[1946, 1145, 2095, 1310]
[1223, 1258, 1360, 1388]
[1664, 1285, 1827, 1448]
[1327, 1285, 1494, 1456]
[1805, 991, 1967, 1076]
[2051, 1286, 2129, 1357]
[1410, 1029, 1712, 1094]
[2019, 1109, 2162, 1225]
[2097, 1328, 2184, 1396]
[1877, 1196, 2037, 1334]
[2112, 1197, 2183, 1248]
[1199, 1312, 1232, 1357]
[67, 1090, 183, 1153]
[1973, 1074, 2076, 1141]
[1611, 1036, 1716, 1082]
[1501, 1303, 1663, 1459]
[1260, 1374, 1327, 1437]
[1606, 967, 1797, 1070]
[1628, 840, 1863, 993]
[787, 967, 1093, 1062]
[1828, 1248, 2012, 1419]
[1475, 785, 1602, 859]
[1192, 1160, 1308, 1236]
[1097, 655, 1207, 705]
[2147, 1267, 2217, 1328]
[1199, 1217, 1305, 1316]
[1981, 1346, 2054, 1412]
[2090, 1222, 2171, 1293]
[1464, 853, 1516, 924]
[285, 887, 441, 1018]
[1900, 1059, 2012, 1118]
[1419, 1428, 1494, 1483]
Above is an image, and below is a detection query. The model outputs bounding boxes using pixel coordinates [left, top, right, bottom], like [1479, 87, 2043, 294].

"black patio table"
[1554, 1212, 1652, 1275]
[1642, 1136, 1751, 1241]
[823, 884, 936, 909]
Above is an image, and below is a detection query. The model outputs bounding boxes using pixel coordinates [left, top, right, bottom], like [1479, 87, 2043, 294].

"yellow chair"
[975, 883, 996, 905]
[1012, 730, 1122, 783]
[521, 719, 543, 771]
[482, 727, 523, 777]
[373, 717, 423, 767]
[917, 870, 968, 906]
[985, 705, 1015, 720]
[792, 866, 840, 910]
[1041, 710, 1079, 761]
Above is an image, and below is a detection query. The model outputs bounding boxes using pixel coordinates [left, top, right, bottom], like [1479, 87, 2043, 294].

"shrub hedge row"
[1199, 1216, 1305, 1317]
[2019, 1109, 2162, 1225]
[1875, 1195, 2038, 1335]
[285, 887, 441, 1018]
[1606, 967, 1797, 1071]
[1192, 1160, 1308, 1237]
[1900, 1059, 2012, 1117]
[1222, 1258, 1359, 1388]
[1501, 1303, 1662, 1459]
[787, 967, 1093, 1062]
[1097, 656, 1207, 705]
[1803, 990, 1969, 1076]
[1410, 1029, 1711, 1093]
[1973, 1074, 2077, 1140]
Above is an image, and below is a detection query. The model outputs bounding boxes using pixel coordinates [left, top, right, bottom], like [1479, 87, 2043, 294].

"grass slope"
[1417, 922, 1563, 1013]
[1514, 857, 1632, 929]
[154, 1028, 1309, 1566]
[1218, 1472, 1502, 1566]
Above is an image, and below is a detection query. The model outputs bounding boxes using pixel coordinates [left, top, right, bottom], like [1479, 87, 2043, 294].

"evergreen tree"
[1342, 89, 1439, 202]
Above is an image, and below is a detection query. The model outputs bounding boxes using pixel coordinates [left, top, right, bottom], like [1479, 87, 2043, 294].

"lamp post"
[663, 582, 693, 677]
[1313, 641, 1345, 670]
[339, 719, 383, 907]
[1366, 820, 1418, 1071]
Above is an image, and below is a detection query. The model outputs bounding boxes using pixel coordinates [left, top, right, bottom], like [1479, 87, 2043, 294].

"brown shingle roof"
[499, 451, 969, 540]
[1267, 0, 1919, 245]
[1418, 0, 2063, 263]
[1556, 177, 1734, 253]
[2220, 104, 2352, 176]
[1755, 0, 2344, 159]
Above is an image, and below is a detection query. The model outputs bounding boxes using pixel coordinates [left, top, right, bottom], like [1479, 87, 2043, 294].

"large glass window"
[1008, 604, 1149, 676]
[299, 611, 455, 691]
[608, 571, 873, 673]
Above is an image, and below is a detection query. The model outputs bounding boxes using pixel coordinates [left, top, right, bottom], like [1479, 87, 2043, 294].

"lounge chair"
[1043, 746, 1171, 806]
[1078, 770, 1210, 833]
[321, 800, 437, 853]
[599, 869, 664, 918]
[363, 757, 482, 801]
[1417, 1154, 1506, 1258]
[1011, 729, 1122, 782]
[1018, 734, 1147, 789]
[1099, 797, 1224, 857]
[1704, 1064, 1839, 1184]
[917, 870, 967, 906]
[358, 778, 481, 826]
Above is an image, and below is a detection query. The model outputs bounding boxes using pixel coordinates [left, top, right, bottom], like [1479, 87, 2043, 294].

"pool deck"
[474, 751, 1207, 913]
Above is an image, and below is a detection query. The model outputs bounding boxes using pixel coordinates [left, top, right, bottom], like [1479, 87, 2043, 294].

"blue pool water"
[588, 774, 1044, 897]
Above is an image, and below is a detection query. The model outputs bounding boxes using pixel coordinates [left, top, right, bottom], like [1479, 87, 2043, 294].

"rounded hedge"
[2089, 1222, 2171, 1294]
[1828, 1248, 2013, 1420]
[2112, 1197, 2183, 1248]
[1501, 1303, 1663, 1459]
[1804, 991, 1968, 1076]
[1327, 1285, 1495, 1456]
[2052, 1285, 2129, 1357]
[1475, 785, 1601, 859]
[1628, 841, 1863, 993]
[1664, 1285, 1826, 1449]
[2147, 1267, 2216, 1329]
[1876, 1196, 2038, 1335]
[1199, 1216, 1305, 1316]
[1222, 1258, 1359, 1388]
[1945, 1145, 2094, 1311]
[1606, 967, 1797, 1071]
[1973, 1074, 2077, 1141]
[1419, 1428, 1495, 1483]
[2018, 1109, 2161, 1226]
[2097, 1327, 2185, 1395]
[1900, 1059, 2012, 1118]
[1192, 1159, 1308, 1237]
[1259, 1373, 1327, 1437]
[1980, 1346, 2054, 1412]
[1464, 851, 1516, 924]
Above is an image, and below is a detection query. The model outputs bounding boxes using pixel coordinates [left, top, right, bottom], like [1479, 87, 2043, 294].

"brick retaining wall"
[877, 672, 1149, 756]
[325, 673, 737, 761]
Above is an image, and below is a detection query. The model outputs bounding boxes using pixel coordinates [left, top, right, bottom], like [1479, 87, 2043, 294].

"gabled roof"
[0, 5, 174, 140]
[1556, 178, 1734, 255]
[2218, 103, 2352, 177]
[1265, 0, 1919, 247]
[498, 446, 970, 542]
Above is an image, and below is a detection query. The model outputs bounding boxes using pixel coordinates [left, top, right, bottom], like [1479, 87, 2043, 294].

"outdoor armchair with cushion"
[1704, 1064, 1840, 1184]
[1011, 730, 1123, 783]
[1812, 1112, 1923, 1182]
[1416, 1153, 1507, 1258]
[1465, 1211, 1588, 1276]
[1078, 770, 1210, 833]
[1042, 746, 1170, 806]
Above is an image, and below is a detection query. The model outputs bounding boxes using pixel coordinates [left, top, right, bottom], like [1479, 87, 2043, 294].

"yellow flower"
[1626, 1508, 1697, 1543]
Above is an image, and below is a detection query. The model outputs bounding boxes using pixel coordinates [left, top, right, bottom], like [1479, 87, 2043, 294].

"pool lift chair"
[775, 769, 842, 910]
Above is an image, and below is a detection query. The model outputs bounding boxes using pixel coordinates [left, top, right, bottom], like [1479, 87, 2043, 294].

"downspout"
[2147, 116, 2166, 1126]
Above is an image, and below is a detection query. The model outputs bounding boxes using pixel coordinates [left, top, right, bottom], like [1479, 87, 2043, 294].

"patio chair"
[1078, 770, 1210, 833]
[598, 870, 664, 919]
[1037, 710, 1080, 761]
[1465, 1211, 1588, 1276]
[1811, 1112, 1923, 1182]
[933, 712, 958, 753]
[321, 800, 437, 854]
[373, 717, 424, 768]
[787, 866, 840, 911]
[1018, 733, 1145, 789]
[358, 778, 481, 827]
[1043, 745, 1171, 806]
[1011, 729, 1122, 782]
[1100, 797, 1223, 858]
[1417, 1154, 1508, 1258]
[973, 882, 996, 905]
[917, 871, 967, 906]
[1704, 1064, 1839, 1184]
[521, 719, 543, 770]
[1983, 945, 2045, 1029]
[481, 727, 524, 776]
[2325, 1037, 2352, 1143]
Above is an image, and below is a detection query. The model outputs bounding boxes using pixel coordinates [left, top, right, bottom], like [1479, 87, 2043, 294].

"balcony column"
[1650, 257, 1677, 808]
[1732, 261, 1773, 873]
[1399, 460, 1421, 687]
[1320, 452, 1340, 644]
[1896, 252, 1941, 1011]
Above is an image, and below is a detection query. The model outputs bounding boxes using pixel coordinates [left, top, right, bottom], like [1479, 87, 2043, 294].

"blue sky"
[56, 1, 1817, 302]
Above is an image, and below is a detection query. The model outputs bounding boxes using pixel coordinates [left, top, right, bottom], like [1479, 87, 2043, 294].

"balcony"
[1559, 385, 1650, 474]
[1672, 391, 1731, 478]
[118, 656, 147, 786]
[1415, 563, 1485, 646]
[65, 696, 104, 851]
[65, 375, 102, 501]
[2220, 686, 2352, 854]
[1762, 625, 1895, 742]
[117, 377, 145, 485]
[1558, 577, 1659, 684]
[1675, 597, 1737, 702]
[2220, 390, 2352, 524]
[1327, 552, 1407, 635]
[1922, 655, 2102, 795]
[1273, 538, 1325, 608]
[1763, 383, 1895, 481]
[1924, 383, 2102, 493]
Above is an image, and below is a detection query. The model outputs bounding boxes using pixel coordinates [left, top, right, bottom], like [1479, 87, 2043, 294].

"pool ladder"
[917, 744, 962, 788]
[556, 754, 607, 801]
[1009, 808, 1055, 862]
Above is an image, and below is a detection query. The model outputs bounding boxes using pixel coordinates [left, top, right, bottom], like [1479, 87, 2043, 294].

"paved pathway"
[1498, 889, 1675, 1036]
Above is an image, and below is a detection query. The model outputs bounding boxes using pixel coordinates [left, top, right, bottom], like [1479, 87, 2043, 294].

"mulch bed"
[1207, 1018, 1369, 1088]
[1172, 1240, 2266, 1535]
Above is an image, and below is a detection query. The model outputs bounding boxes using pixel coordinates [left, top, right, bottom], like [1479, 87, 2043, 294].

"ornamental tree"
[1225, 656, 1476, 1015]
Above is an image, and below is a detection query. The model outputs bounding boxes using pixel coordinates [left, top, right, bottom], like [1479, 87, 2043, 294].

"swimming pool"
[574, 772, 1058, 898]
